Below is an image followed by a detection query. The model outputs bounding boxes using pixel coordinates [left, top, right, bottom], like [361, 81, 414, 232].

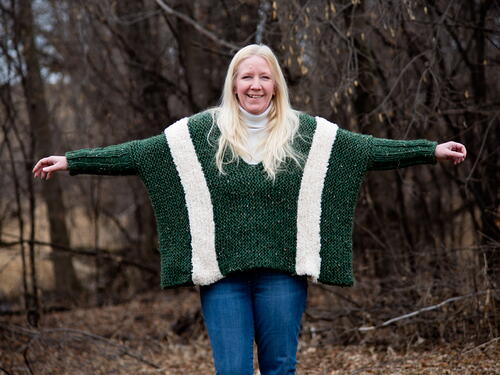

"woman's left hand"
[435, 141, 467, 165]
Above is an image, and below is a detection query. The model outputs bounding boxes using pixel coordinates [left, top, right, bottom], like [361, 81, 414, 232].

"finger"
[461, 145, 467, 158]
[451, 143, 467, 157]
[446, 150, 465, 159]
[34, 167, 43, 177]
[33, 162, 44, 174]
[34, 166, 45, 178]
[33, 158, 52, 172]
[42, 164, 58, 173]
[33, 159, 44, 172]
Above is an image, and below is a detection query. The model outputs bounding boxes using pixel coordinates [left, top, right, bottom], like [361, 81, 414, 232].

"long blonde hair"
[211, 44, 301, 180]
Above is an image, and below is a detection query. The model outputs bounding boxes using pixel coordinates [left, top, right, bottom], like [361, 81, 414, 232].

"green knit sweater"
[66, 112, 437, 288]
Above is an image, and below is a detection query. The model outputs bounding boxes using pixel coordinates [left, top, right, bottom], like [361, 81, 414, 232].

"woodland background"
[0, 0, 498, 374]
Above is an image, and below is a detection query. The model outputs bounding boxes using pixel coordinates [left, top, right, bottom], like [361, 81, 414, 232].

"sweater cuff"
[369, 138, 437, 171]
[66, 142, 137, 176]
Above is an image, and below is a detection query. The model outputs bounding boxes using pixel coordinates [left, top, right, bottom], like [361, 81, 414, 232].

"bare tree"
[16, 0, 81, 303]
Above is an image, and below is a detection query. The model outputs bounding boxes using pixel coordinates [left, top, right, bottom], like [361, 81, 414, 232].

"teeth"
[248, 95, 263, 98]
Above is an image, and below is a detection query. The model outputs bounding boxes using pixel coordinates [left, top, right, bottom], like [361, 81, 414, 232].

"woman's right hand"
[33, 156, 68, 180]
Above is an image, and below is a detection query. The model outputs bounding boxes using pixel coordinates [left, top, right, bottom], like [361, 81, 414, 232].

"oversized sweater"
[66, 112, 437, 288]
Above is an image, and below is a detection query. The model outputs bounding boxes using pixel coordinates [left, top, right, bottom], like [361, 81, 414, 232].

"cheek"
[233, 79, 241, 94]
[268, 82, 276, 96]
[234, 81, 245, 95]
[267, 81, 275, 92]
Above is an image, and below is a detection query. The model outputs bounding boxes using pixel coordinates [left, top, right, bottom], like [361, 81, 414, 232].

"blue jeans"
[200, 270, 308, 375]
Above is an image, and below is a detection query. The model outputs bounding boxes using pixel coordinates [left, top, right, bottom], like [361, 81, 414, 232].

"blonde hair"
[210, 44, 301, 180]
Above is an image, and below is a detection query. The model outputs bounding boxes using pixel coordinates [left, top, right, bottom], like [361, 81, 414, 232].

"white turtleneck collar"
[238, 104, 272, 164]
[239, 104, 272, 130]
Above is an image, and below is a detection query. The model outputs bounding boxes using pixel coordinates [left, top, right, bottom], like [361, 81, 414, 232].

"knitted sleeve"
[66, 140, 138, 176]
[367, 137, 437, 171]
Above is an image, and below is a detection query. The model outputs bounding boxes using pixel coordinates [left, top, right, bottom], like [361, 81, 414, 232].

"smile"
[247, 94, 264, 98]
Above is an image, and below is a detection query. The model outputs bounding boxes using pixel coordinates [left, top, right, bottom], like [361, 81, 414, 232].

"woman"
[33, 44, 466, 375]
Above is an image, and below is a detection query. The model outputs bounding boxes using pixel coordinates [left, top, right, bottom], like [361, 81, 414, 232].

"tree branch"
[255, 0, 271, 44]
[0, 323, 161, 369]
[358, 290, 495, 331]
[0, 238, 157, 274]
[462, 336, 500, 355]
[154, 0, 240, 51]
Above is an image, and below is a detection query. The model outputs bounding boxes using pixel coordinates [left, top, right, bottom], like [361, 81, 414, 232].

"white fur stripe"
[295, 117, 338, 281]
[164, 118, 223, 285]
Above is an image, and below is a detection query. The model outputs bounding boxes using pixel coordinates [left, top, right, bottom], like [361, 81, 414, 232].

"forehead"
[237, 55, 272, 74]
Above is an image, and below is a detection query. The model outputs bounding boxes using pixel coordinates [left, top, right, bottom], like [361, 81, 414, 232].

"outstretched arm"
[33, 140, 140, 179]
[368, 137, 466, 171]
[435, 141, 466, 165]
[33, 156, 68, 180]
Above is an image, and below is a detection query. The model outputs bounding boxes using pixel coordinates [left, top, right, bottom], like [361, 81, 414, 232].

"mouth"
[247, 94, 264, 99]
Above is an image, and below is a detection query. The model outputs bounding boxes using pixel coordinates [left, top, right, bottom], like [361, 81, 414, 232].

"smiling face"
[234, 55, 275, 115]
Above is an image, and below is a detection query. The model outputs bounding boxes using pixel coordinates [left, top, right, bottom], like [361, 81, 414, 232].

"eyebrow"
[238, 69, 272, 75]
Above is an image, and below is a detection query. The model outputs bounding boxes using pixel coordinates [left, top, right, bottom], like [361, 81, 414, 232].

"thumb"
[446, 150, 465, 158]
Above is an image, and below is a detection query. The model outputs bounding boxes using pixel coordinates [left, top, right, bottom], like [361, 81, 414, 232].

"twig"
[44, 327, 161, 369]
[367, 51, 427, 117]
[0, 238, 157, 274]
[0, 322, 35, 336]
[0, 306, 70, 317]
[22, 342, 35, 375]
[358, 290, 492, 331]
[462, 336, 500, 355]
[465, 110, 499, 183]
[314, 284, 362, 308]
[0, 251, 19, 275]
[0, 323, 161, 369]
[154, 0, 240, 51]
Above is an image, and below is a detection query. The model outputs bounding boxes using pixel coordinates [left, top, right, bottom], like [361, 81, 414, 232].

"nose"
[250, 78, 262, 90]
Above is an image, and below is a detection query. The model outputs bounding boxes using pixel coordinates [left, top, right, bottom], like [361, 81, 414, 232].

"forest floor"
[1, 287, 498, 375]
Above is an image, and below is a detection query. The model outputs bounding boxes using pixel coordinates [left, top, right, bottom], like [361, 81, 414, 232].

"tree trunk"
[18, 0, 81, 300]
[467, 0, 499, 288]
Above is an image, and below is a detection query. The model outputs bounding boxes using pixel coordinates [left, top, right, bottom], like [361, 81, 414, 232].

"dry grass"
[1, 287, 498, 375]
